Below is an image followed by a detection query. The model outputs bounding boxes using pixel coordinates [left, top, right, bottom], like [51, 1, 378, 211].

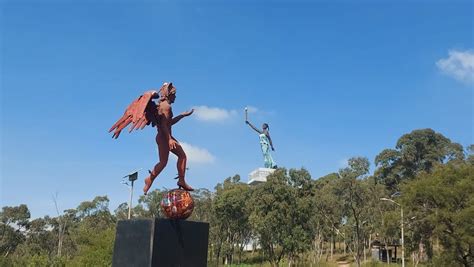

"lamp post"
[380, 197, 404, 267]
[123, 171, 138, 219]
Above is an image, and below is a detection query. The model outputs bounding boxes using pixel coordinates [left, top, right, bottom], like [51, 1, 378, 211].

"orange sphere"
[160, 189, 194, 220]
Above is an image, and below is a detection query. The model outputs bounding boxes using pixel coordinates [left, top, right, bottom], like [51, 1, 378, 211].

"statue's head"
[262, 123, 269, 130]
[159, 82, 177, 103]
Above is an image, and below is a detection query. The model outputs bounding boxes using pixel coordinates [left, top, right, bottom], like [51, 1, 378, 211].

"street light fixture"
[380, 197, 405, 267]
[122, 170, 139, 219]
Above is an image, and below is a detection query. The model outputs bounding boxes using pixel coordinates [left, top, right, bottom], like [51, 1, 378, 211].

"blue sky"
[1, 1, 473, 218]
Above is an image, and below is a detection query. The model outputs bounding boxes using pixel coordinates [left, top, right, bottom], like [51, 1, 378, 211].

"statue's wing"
[109, 91, 159, 139]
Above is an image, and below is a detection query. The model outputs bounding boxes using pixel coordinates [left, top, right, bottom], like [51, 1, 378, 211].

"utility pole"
[380, 197, 405, 267]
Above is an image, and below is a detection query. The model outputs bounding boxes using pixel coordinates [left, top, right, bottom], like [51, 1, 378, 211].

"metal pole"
[128, 180, 134, 219]
[401, 206, 405, 267]
[380, 197, 405, 265]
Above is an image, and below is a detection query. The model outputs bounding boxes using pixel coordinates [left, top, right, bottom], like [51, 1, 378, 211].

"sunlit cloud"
[192, 106, 238, 122]
[171, 142, 215, 164]
[245, 106, 259, 113]
[436, 49, 474, 85]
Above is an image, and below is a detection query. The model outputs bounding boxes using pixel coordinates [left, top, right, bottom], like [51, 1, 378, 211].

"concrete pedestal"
[248, 168, 275, 185]
[112, 219, 209, 267]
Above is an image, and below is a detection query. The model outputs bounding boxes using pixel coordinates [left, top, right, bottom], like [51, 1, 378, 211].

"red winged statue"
[109, 82, 194, 194]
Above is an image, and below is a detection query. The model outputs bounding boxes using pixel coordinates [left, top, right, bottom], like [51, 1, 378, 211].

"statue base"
[248, 167, 275, 185]
[112, 218, 209, 267]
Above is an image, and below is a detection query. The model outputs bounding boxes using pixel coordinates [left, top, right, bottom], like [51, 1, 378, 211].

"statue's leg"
[171, 143, 187, 179]
[261, 144, 271, 168]
[143, 136, 170, 194]
[267, 151, 276, 168]
[171, 143, 193, 191]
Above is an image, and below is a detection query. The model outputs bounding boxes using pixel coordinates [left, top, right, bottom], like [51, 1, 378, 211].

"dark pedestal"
[112, 219, 209, 267]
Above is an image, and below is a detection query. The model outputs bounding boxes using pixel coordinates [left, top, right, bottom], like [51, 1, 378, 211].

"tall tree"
[311, 173, 344, 263]
[189, 188, 213, 223]
[135, 189, 166, 218]
[249, 168, 314, 267]
[401, 162, 473, 267]
[211, 175, 252, 265]
[467, 144, 474, 165]
[375, 128, 464, 191]
[72, 196, 115, 266]
[339, 157, 371, 267]
[0, 205, 30, 257]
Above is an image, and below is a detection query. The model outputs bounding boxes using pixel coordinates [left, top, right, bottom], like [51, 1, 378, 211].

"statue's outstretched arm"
[171, 114, 185, 126]
[172, 109, 194, 125]
[246, 120, 262, 134]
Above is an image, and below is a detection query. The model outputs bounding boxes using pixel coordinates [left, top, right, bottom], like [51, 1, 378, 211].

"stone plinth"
[248, 168, 275, 185]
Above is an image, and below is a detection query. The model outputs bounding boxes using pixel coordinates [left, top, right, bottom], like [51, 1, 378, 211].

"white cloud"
[436, 49, 474, 84]
[174, 142, 215, 164]
[192, 106, 238, 122]
[245, 106, 259, 113]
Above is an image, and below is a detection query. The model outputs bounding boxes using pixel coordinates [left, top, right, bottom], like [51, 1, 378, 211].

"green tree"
[134, 189, 166, 218]
[13, 216, 56, 259]
[211, 175, 252, 265]
[311, 173, 344, 263]
[467, 144, 474, 165]
[114, 202, 130, 221]
[0, 204, 30, 257]
[375, 129, 464, 191]
[339, 157, 371, 267]
[72, 226, 115, 266]
[401, 162, 473, 267]
[189, 188, 213, 223]
[70, 195, 116, 266]
[249, 168, 313, 267]
[363, 176, 389, 261]
[0, 205, 30, 230]
[50, 208, 79, 260]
